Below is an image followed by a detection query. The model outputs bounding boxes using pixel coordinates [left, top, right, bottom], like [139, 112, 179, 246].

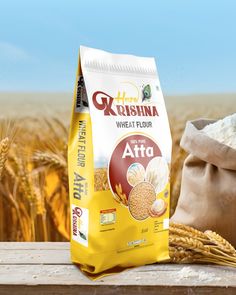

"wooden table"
[0, 242, 236, 294]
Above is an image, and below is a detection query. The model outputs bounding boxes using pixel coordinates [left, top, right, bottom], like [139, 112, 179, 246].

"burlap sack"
[171, 119, 236, 246]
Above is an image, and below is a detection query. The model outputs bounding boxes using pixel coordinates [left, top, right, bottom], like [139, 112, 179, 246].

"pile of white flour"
[203, 113, 236, 149]
[175, 266, 221, 283]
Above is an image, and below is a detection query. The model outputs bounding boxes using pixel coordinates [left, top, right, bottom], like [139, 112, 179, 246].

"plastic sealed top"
[80, 46, 158, 76]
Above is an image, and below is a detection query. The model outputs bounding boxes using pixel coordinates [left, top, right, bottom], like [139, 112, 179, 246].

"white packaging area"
[80, 46, 172, 169]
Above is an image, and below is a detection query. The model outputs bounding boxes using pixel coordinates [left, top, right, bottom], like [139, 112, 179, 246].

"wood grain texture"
[0, 242, 69, 250]
[1, 286, 236, 295]
[0, 249, 70, 264]
[0, 242, 236, 295]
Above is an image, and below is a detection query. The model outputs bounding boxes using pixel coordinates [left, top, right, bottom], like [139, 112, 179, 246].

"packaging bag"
[68, 46, 172, 276]
[171, 119, 236, 246]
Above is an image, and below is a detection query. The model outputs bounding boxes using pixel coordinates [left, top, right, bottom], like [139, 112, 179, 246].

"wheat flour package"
[68, 46, 172, 277]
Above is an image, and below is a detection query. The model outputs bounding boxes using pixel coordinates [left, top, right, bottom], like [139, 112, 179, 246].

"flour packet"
[68, 46, 172, 277]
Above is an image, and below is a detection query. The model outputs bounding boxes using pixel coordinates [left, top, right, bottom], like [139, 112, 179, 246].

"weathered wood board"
[0, 242, 235, 295]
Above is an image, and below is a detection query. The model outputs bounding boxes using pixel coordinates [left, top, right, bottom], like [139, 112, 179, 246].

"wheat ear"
[170, 235, 210, 253]
[169, 246, 201, 263]
[33, 151, 66, 168]
[170, 222, 206, 240]
[169, 227, 211, 244]
[0, 137, 10, 180]
[205, 230, 236, 256]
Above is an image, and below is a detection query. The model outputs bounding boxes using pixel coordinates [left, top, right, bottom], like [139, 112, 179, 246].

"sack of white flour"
[68, 46, 172, 277]
[172, 114, 236, 246]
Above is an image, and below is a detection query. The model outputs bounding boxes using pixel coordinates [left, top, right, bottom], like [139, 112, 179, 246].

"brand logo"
[76, 76, 89, 111]
[72, 207, 82, 236]
[92, 84, 158, 117]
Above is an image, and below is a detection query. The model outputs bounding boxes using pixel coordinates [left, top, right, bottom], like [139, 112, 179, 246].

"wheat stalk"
[0, 137, 10, 180]
[33, 151, 66, 169]
[14, 153, 37, 241]
[205, 230, 236, 256]
[170, 222, 206, 240]
[169, 223, 236, 268]
[169, 246, 201, 263]
[170, 235, 209, 253]
[169, 227, 211, 244]
[0, 117, 71, 242]
[198, 257, 236, 268]
[4, 162, 16, 182]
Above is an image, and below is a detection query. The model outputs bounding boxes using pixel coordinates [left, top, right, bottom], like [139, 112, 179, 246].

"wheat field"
[0, 93, 235, 241]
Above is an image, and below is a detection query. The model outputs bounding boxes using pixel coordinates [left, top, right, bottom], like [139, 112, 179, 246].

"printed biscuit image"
[148, 199, 167, 218]
[128, 182, 156, 220]
[126, 163, 145, 187]
[145, 157, 169, 193]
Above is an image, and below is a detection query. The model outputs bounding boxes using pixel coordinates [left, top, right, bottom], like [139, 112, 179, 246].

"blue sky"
[0, 0, 236, 94]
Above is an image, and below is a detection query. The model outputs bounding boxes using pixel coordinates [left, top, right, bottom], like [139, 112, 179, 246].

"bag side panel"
[68, 53, 94, 266]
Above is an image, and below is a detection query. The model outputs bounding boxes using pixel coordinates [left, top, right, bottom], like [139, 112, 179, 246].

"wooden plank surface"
[0, 242, 69, 250]
[0, 242, 236, 295]
[0, 249, 70, 264]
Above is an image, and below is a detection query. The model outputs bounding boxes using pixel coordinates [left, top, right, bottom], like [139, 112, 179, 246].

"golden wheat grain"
[169, 246, 199, 263]
[0, 117, 70, 242]
[33, 151, 66, 168]
[0, 137, 10, 180]
[170, 235, 210, 254]
[16, 155, 35, 204]
[170, 246, 236, 267]
[205, 230, 236, 256]
[170, 222, 207, 240]
[169, 223, 236, 268]
[4, 162, 16, 181]
[15, 153, 38, 240]
[169, 226, 211, 244]
[34, 186, 45, 215]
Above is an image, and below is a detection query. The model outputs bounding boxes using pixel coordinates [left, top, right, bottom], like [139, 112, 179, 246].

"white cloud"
[0, 41, 35, 62]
